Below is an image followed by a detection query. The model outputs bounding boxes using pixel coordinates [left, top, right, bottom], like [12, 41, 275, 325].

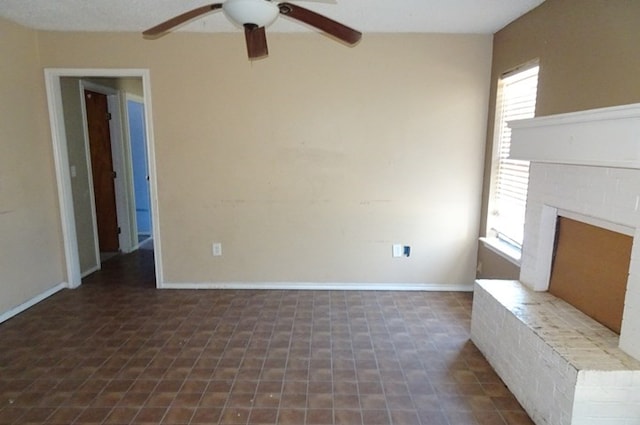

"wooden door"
[85, 89, 119, 252]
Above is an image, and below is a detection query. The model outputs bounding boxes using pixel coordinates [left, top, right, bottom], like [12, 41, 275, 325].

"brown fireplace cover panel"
[549, 217, 632, 334]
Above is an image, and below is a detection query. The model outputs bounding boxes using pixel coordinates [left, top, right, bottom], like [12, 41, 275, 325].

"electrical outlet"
[212, 243, 222, 257]
[392, 244, 403, 258]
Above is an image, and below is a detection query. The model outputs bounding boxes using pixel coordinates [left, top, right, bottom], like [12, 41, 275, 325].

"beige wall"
[37, 31, 492, 286]
[478, 0, 640, 279]
[118, 78, 143, 97]
[0, 18, 65, 313]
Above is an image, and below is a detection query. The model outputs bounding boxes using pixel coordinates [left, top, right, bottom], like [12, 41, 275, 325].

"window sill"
[480, 237, 522, 266]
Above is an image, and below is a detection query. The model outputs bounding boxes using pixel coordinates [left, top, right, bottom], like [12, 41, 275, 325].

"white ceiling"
[0, 0, 544, 34]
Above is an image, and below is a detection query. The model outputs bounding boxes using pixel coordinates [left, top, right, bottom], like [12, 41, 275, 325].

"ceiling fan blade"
[278, 2, 361, 45]
[244, 24, 269, 59]
[143, 4, 223, 36]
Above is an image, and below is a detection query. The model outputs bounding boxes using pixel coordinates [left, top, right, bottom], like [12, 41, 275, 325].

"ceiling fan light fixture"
[222, 0, 279, 27]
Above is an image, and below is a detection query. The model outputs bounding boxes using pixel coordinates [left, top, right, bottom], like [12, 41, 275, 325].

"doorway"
[126, 96, 152, 246]
[45, 69, 162, 288]
[84, 89, 120, 255]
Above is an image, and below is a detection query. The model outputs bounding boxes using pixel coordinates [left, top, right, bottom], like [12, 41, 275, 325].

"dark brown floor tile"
[255, 381, 281, 394]
[308, 381, 332, 394]
[445, 409, 479, 424]
[334, 394, 360, 409]
[386, 395, 414, 410]
[46, 407, 83, 423]
[278, 408, 306, 424]
[161, 406, 195, 424]
[230, 380, 259, 395]
[306, 408, 333, 424]
[307, 392, 333, 409]
[199, 391, 228, 407]
[334, 409, 363, 425]
[117, 392, 150, 407]
[227, 392, 256, 408]
[145, 392, 175, 407]
[468, 395, 498, 411]
[361, 409, 391, 425]
[280, 393, 307, 409]
[358, 380, 384, 395]
[172, 392, 203, 407]
[18, 407, 55, 422]
[74, 407, 112, 423]
[0, 251, 536, 425]
[247, 408, 278, 424]
[481, 383, 511, 397]
[134, 406, 168, 423]
[190, 407, 222, 424]
[491, 396, 525, 411]
[282, 380, 307, 394]
[501, 410, 536, 425]
[389, 409, 421, 425]
[417, 410, 449, 425]
[252, 392, 280, 408]
[220, 407, 250, 424]
[104, 406, 139, 424]
[91, 391, 124, 407]
[474, 410, 508, 425]
[359, 393, 388, 410]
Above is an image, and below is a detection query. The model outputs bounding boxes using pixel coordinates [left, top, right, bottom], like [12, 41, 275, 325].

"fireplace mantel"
[509, 102, 640, 169]
[472, 102, 640, 424]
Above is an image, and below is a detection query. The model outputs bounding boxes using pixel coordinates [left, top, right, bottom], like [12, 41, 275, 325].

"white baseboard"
[159, 282, 474, 292]
[0, 282, 67, 324]
[81, 265, 100, 278]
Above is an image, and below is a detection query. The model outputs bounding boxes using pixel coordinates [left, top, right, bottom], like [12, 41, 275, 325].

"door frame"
[44, 68, 163, 289]
[124, 93, 151, 247]
[80, 80, 133, 260]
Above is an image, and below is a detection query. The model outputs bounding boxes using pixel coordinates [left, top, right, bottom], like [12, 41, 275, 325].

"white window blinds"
[490, 65, 539, 247]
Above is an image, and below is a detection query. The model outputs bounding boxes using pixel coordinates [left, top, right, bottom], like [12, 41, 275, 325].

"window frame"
[485, 62, 540, 263]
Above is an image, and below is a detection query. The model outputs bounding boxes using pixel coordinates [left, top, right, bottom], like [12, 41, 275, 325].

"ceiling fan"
[143, 0, 362, 60]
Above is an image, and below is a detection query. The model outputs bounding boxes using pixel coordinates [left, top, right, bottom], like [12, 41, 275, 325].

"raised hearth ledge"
[475, 280, 640, 370]
[471, 279, 640, 425]
[509, 102, 640, 169]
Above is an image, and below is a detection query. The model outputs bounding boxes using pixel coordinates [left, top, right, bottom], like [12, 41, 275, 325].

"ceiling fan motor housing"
[222, 0, 279, 27]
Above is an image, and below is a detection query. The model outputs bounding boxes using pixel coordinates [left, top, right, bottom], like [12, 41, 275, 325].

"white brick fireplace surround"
[471, 103, 640, 425]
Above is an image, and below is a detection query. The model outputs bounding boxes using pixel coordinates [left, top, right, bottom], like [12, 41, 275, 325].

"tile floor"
[0, 249, 534, 425]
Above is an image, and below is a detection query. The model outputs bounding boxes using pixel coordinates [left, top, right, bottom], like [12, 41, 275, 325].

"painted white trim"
[141, 73, 164, 287]
[0, 283, 67, 324]
[509, 102, 640, 169]
[77, 80, 102, 273]
[123, 93, 150, 246]
[529, 204, 558, 291]
[45, 71, 82, 288]
[126, 93, 145, 104]
[159, 282, 474, 292]
[557, 209, 635, 237]
[107, 90, 134, 253]
[479, 237, 521, 266]
[122, 94, 139, 244]
[44, 68, 163, 288]
[81, 265, 101, 278]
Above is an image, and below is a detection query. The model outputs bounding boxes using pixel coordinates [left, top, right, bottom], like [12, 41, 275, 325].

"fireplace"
[512, 103, 640, 360]
[471, 103, 640, 425]
[548, 215, 632, 334]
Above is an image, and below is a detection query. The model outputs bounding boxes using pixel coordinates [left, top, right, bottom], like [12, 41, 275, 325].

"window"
[488, 64, 539, 252]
